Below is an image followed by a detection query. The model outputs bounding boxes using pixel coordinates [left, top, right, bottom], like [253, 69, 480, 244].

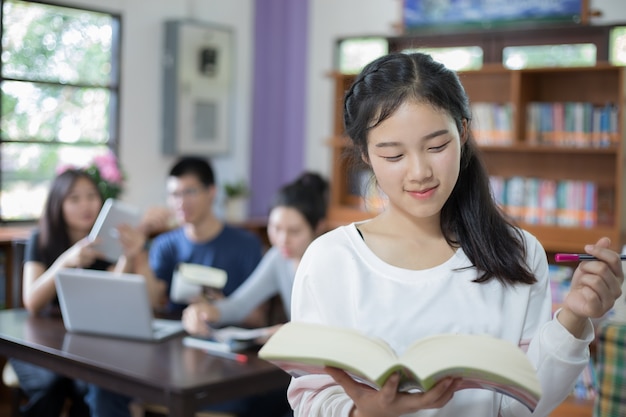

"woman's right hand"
[182, 301, 221, 337]
[63, 238, 102, 268]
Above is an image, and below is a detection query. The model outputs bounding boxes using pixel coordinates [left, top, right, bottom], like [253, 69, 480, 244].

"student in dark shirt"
[10, 168, 154, 417]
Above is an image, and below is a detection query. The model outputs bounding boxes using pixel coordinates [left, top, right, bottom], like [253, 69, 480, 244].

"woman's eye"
[429, 141, 450, 152]
[382, 154, 402, 161]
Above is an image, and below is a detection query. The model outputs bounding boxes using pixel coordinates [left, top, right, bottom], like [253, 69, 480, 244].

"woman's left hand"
[559, 237, 624, 337]
[326, 367, 461, 417]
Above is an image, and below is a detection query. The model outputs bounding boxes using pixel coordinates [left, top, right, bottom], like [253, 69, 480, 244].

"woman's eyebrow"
[422, 129, 449, 140]
[374, 141, 402, 148]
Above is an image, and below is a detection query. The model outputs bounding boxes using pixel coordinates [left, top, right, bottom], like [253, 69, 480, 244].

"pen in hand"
[555, 253, 626, 262]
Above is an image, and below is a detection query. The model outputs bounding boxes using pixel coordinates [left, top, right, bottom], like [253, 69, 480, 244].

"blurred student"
[182, 171, 329, 335]
[181, 171, 328, 417]
[87, 156, 264, 417]
[10, 168, 156, 417]
[149, 156, 264, 315]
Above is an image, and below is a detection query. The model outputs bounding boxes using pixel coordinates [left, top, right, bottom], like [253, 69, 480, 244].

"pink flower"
[93, 151, 123, 184]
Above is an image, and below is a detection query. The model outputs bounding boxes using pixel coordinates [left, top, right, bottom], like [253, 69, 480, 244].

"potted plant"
[223, 180, 249, 222]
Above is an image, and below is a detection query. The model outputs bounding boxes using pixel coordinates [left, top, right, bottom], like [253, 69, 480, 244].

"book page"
[259, 321, 400, 386]
[400, 333, 540, 410]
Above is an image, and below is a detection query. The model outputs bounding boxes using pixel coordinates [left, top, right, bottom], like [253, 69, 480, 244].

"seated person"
[150, 156, 264, 315]
[86, 156, 265, 417]
[182, 172, 328, 417]
[11, 168, 154, 417]
[182, 172, 329, 335]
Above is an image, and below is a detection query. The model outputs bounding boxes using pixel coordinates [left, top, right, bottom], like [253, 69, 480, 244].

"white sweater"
[288, 223, 593, 417]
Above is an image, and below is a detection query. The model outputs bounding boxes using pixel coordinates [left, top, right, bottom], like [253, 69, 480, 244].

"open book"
[169, 263, 227, 303]
[258, 322, 542, 412]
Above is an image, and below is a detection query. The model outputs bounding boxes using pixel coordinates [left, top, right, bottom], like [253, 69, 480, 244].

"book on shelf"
[526, 101, 618, 148]
[258, 321, 542, 412]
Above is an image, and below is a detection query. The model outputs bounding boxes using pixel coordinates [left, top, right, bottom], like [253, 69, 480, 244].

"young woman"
[287, 52, 623, 417]
[10, 168, 159, 417]
[182, 171, 329, 337]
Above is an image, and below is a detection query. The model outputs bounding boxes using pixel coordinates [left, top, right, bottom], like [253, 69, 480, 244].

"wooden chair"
[2, 238, 27, 417]
[2, 361, 24, 417]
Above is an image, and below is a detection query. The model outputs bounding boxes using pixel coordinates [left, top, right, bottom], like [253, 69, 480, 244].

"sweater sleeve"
[215, 247, 281, 325]
[287, 236, 356, 417]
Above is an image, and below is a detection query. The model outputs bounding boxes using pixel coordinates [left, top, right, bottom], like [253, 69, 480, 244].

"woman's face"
[62, 177, 103, 234]
[365, 101, 464, 223]
[267, 206, 315, 260]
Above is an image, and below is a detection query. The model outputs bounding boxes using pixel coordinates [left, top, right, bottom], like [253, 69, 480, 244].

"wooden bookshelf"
[550, 397, 594, 417]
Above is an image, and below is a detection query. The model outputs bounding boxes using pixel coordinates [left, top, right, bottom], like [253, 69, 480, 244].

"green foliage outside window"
[0, 0, 120, 220]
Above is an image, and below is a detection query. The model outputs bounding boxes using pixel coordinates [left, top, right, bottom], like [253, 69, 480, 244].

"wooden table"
[0, 309, 290, 417]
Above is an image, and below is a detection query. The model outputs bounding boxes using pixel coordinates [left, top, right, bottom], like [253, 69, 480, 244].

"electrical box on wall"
[162, 20, 234, 155]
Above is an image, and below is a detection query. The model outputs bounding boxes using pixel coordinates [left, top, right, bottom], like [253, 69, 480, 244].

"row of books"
[489, 176, 613, 228]
[469, 101, 620, 148]
[526, 102, 619, 148]
[471, 102, 513, 145]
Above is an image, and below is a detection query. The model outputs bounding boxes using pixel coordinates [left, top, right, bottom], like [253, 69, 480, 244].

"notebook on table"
[55, 268, 185, 342]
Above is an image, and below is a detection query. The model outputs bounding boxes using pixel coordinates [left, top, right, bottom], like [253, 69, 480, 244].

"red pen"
[555, 253, 626, 262]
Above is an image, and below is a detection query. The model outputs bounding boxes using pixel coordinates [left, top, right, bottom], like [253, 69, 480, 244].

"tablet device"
[88, 198, 141, 262]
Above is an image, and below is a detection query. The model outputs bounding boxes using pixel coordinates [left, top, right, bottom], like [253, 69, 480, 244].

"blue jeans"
[9, 358, 90, 417]
[86, 385, 131, 417]
[85, 385, 251, 417]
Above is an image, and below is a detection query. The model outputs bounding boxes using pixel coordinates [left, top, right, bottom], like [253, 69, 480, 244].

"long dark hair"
[272, 172, 329, 231]
[343, 52, 535, 285]
[38, 169, 103, 267]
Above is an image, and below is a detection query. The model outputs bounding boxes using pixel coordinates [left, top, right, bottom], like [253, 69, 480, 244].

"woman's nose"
[407, 153, 433, 181]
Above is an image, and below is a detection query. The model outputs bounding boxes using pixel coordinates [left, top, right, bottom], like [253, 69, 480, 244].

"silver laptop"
[56, 268, 185, 342]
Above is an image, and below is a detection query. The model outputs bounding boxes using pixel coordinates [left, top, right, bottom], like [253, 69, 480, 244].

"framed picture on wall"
[163, 20, 234, 155]
[402, 0, 585, 32]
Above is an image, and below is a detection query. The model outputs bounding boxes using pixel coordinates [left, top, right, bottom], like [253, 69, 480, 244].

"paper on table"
[212, 326, 273, 343]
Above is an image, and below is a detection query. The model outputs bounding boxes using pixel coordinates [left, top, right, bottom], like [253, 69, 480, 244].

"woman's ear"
[361, 152, 370, 166]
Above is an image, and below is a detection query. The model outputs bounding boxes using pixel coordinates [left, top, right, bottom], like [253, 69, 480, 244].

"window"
[0, 0, 120, 221]
[401, 46, 483, 71]
[337, 37, 389, 74]
[610, 26, 626, 66]
[503, 44, 596, 69]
